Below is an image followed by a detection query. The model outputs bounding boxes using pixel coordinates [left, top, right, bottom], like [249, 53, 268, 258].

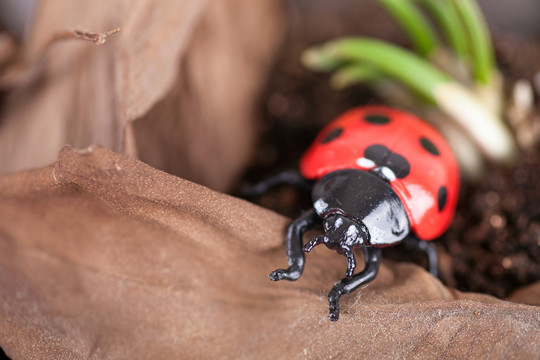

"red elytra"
[299, 105, 459, 240]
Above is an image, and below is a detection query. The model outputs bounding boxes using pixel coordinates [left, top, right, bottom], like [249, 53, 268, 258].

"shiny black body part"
[263, 169, 438, 321]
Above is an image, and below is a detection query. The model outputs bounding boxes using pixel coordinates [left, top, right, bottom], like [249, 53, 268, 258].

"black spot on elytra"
[420, 137, 440, 156]
[364, 114, 390, 125]
[364, 144, 410, 179]
[364, 144, 389, 163]
[438, 186, 448, 211]
[321, 127, 343, 144]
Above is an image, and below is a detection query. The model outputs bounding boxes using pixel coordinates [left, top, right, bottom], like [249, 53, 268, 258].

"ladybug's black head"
[303, 213, 368, 278]
[306, 169, 411, 277]
[321, 214, 367, 251]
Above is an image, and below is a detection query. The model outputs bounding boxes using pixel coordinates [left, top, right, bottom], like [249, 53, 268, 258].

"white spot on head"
[314, 199, 328, 214]
[356, 157, 375, 168]
[381, 166, 396, 181]
[346, 225, 358, 237]
[334, 217, 343, 228]
[345, 225, 360, 245]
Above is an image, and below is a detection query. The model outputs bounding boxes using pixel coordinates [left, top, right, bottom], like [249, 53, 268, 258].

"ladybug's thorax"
[312, 169, 410, 247]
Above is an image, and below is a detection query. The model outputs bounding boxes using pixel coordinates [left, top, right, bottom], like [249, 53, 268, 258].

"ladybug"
[247, 105, 459, 321]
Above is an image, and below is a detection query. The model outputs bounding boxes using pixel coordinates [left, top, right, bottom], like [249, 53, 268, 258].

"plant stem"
[434, 83, 515, 162]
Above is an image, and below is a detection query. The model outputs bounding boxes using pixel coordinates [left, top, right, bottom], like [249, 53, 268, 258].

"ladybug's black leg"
[327, 247, 382, 321]
[242, 170, 312, 197]
[403, 236, 439, 277]
[269, 209, 319, 282]
[345, 251, 356, 278]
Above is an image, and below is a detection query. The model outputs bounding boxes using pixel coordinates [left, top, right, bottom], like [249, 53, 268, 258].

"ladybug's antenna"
[303, 229, 362, 279]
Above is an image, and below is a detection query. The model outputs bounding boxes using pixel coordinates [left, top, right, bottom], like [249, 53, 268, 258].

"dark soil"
[439, 150, 540, 297]
[240, 2, 540, 298]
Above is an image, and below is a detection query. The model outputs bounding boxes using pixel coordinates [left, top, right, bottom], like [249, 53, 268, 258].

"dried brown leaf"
[132, 0, 285, 190]
[0, 146, 538, 359]
[0, 28, 121, 89]
[0, 32, 17, 70]
[509, 282, 540, 306]
[71, 28, 121, 45]
[0, 0, 284, 191]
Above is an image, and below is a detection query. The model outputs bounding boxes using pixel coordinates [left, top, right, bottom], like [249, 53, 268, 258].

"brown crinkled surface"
[0, 146, 539, 359]
[0, 0, 284, 191]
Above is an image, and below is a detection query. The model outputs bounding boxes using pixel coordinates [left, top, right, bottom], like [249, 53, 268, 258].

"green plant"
[302, 0, 522, 177]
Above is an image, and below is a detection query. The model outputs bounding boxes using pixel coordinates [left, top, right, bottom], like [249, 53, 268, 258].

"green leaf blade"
[377, 0, 439, 57]
[327, 38, 451, 101]
[450, 0, 495, 84]
[415, 0, 468, 60]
